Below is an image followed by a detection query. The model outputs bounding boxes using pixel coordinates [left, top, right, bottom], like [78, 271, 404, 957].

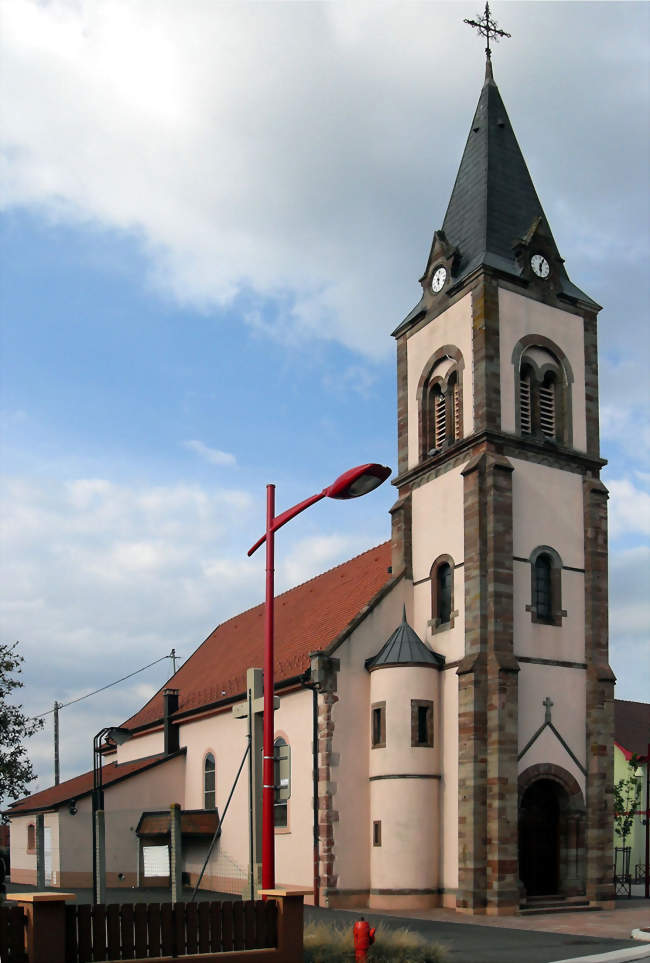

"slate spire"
[438, 64, 596, 306]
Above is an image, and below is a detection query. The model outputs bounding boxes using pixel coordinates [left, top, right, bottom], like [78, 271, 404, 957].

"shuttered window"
[452, 378, 462, 440]
[520, 370, 532, 434]
[143, 845, 170, 877]
[539, 379, 556, 438]
[434, 387, 446, 449]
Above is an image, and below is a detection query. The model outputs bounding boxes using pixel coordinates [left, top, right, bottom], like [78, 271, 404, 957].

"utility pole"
[645, 742, 650, 899]
[54, 701, 60, 785]
[232, 668, 279, 900]
[170, 648, 177, 676]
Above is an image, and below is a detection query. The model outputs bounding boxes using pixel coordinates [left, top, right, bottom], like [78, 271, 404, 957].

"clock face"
[431, 266, 447, 293]
[531, 253, 550, 279]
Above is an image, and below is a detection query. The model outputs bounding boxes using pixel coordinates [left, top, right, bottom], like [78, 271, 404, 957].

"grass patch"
[304, 919, 447, 962]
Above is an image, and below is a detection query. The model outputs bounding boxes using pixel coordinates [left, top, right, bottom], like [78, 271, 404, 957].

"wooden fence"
[5, 889, 308, 963]
[65, 900, 277, 962]
[0, 903, 28, 963]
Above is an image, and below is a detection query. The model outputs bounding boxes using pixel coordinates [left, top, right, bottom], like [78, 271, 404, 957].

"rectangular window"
[411, 700, 434, 747]
[371, 702, 386, 748]
[373, 820, 382, 847]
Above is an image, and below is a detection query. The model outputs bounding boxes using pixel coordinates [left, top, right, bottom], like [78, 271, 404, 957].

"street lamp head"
[325, 463, 392, 500]
[105, 727, 132, 746]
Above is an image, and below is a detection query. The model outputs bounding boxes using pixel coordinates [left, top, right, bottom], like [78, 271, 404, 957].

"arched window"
[533, 554, 552, 621]
[204, 753, 216, 809]
[418, 350, 464, 460]
[437, 563, 452, 624]
[527, 546, 565, 626]
[430, 555, 456, 632]
[274, 737, 290, 829]
[27, 823, 36, 853]
[513, 339, 573, 447]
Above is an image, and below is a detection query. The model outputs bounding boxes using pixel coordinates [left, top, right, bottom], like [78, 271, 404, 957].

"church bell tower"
[390, 11, 614, 914]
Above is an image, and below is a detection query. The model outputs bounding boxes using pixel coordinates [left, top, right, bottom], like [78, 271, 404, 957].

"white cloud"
[609, 546, 650, 703]
[0, 471, 388, 788]
[608, 479, 650, 539]
[279, 532, 374, 592]
[2, 2, 646, 361]
[183, 439, 237, 467]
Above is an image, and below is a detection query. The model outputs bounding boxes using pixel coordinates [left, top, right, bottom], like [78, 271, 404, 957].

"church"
[7, 37, 616, 916]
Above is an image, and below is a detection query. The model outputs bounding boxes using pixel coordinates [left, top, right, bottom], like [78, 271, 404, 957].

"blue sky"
[1, 1, 648, 796]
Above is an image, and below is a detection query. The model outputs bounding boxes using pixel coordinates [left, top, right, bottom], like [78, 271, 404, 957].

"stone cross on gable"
[543, 695, 554, 724]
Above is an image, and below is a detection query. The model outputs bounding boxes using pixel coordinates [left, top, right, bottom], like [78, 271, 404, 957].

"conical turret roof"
[365, 607, 444, 670]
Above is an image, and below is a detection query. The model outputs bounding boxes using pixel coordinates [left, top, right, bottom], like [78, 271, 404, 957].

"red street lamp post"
[248, 463, 391, 891]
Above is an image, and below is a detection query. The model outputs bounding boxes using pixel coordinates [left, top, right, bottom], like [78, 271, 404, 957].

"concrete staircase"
[519, 895, 600, 916]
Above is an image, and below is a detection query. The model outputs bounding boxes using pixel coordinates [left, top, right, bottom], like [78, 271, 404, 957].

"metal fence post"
[95, 810, 106, 904]
[170, 803, 183, 902]
[35, 815, 45, 890]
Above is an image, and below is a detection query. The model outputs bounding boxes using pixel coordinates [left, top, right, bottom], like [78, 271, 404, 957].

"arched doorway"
[519, 779, 562, 895]
[518, 765, 586, 901]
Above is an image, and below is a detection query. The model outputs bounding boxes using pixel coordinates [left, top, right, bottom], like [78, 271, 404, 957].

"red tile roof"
[124, 542, 394, 731]
[5, 752, 183, 815]
[615, 699, 650, 760]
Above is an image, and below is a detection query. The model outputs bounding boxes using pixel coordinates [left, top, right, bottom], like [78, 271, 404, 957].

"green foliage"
[0, 642, 44, 810]
[304, 919, 447, 963]
[613, 753, 643, 845]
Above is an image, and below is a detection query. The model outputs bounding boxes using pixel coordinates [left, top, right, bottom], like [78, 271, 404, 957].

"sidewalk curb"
[550, 945, 650, 963]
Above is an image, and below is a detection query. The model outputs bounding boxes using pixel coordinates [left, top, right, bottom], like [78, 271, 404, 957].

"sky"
[0, 0, 648, 799]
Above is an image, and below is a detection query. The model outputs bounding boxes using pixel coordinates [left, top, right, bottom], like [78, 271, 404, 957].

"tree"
[613, 753, 643, 848]
[0, 642, 44, 810]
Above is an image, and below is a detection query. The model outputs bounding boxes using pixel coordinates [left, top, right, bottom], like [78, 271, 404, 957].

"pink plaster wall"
[406, 292, 474, 469]
[330, 583, 406, 895]
[498, 288, 587, 451]
[518, 663, 587, 796]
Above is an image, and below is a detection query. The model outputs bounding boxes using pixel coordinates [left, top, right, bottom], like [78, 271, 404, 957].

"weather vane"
[464, 2, 511, 61]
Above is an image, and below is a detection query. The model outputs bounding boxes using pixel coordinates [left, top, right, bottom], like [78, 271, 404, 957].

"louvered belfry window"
[520, 368, 532, 434]
[422, 357, 463, 460]
[539, 377, 556, 438]
[433, 385, 446, 449]
[449, 373, 462, 440]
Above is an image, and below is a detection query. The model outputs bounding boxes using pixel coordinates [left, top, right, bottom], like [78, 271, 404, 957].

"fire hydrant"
[353, 917, 376, 961]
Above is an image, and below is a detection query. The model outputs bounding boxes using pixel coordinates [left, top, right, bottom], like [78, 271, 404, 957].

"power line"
[31, 651, 184, 720]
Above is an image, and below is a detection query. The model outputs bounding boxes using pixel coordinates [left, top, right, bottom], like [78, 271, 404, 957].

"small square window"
[411, 700, 433, 747]
[373, 820, 382, 847]
[371, 702, 386, 748]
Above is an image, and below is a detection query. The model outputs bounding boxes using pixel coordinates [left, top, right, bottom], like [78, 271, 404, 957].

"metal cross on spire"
[464, 2, 511, 61]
